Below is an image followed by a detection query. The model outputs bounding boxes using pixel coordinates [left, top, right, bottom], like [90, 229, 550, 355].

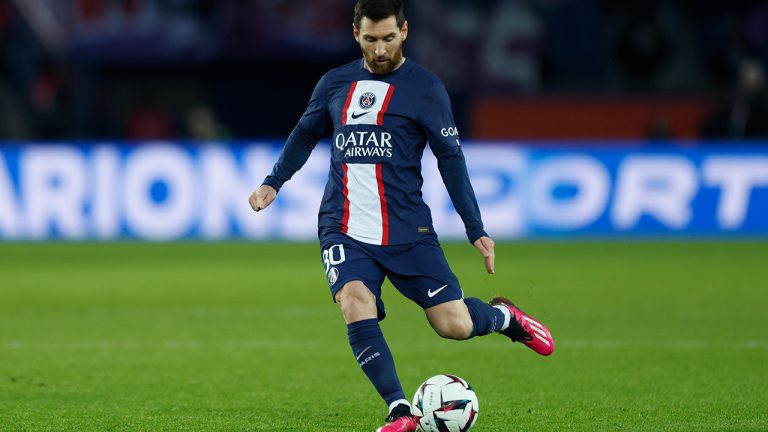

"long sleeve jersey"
[263, 58, 487, 246]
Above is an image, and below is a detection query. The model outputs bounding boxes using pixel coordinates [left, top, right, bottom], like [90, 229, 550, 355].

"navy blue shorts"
[320, 232, 463, 320]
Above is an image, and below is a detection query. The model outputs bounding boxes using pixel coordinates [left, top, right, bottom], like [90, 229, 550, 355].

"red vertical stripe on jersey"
[341, 163, 350, 234]
[375, 163, 389, 246]
[377, 85, 395, 126]
[341, 82, 358, 126]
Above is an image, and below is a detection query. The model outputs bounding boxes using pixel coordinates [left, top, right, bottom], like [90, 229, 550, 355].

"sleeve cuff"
[261, 178, 282, 193]
[467, 228, 488, 244]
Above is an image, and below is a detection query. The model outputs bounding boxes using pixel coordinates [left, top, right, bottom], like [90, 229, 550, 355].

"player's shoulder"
[310, 60, 362, 97]
[323, 60, 363, 80]
[401, 59, 450, 105]
[313, 60, 362, 92]
[402, 59, 447, 94]
[405, 60, 442, 83]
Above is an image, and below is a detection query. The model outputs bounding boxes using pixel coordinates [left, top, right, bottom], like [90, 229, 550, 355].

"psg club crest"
[359, 92, 376, 110]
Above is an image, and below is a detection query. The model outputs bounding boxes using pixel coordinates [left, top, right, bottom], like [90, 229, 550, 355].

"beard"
[362, 43, 404, 74]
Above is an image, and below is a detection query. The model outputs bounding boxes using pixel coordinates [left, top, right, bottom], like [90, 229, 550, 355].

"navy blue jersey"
[263, 58, 487, 245]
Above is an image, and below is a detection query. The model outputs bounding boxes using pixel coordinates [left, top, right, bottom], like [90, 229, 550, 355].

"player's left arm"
[423, 82, 495, 274]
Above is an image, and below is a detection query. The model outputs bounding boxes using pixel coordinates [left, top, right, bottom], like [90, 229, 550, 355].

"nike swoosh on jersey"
[427, 284, 449, 298]
[351, 111, 370, 119]
[356, 346, 373, 360]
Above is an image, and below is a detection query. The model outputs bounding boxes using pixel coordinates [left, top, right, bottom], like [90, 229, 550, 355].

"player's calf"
[426, 298, 502, 340]
[429, 315, 474, 340]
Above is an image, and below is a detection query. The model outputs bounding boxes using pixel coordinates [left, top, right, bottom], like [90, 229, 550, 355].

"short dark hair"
[354, 0, 406, 29]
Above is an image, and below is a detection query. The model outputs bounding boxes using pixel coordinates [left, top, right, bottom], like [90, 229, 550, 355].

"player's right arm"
[249, 75, 333, 212]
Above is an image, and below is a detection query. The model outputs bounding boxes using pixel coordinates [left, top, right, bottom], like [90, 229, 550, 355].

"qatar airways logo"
[335, 131, 394, 158]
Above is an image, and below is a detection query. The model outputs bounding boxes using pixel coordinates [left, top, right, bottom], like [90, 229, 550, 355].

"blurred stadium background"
[0, 0, 766, 241]
[1, 1, 767, 431]
[2, 0, 768, 141]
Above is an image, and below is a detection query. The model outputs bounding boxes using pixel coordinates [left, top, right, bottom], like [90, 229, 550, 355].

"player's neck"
[363, 57, 407, 74]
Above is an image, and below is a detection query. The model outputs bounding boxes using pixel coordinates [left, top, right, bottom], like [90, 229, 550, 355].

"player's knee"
[434, 317, 473, 340]
[335, 282, 375, 306]
[335, 281, 376, 317]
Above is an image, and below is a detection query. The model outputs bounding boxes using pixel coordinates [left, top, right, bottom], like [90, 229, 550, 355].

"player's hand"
[473, 236, 495, 274]
[248, 185, 277, 212]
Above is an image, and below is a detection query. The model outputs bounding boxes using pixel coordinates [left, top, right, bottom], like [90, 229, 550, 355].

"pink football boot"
[491, 297, 555, 356]
[375, 415, 418, 432]
[376, 404, 418, 432]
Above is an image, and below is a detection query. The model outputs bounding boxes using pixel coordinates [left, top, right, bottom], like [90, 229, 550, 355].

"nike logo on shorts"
[427, 284, 448, 298]
[351, 111, 369, 119]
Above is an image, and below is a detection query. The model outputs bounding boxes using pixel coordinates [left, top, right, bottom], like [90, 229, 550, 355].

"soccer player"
[248, 1, 555, 431]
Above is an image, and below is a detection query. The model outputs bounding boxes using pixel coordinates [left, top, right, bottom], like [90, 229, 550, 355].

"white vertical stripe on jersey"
[345, 163, 384, 245]
[343, 80, 393, 126]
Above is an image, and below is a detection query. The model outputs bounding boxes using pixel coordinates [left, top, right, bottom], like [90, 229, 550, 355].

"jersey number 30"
[322, 244, 346, 275]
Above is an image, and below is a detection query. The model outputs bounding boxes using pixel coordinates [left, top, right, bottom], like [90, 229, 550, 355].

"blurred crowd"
[0, 0, 767, 140]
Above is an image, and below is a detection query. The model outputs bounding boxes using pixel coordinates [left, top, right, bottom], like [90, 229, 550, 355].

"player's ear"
[353, 24, 360, 43]
[401, 20, 408, 40]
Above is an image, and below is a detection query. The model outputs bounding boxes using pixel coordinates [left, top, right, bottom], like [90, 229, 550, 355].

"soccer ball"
[412, 374, 479, 432]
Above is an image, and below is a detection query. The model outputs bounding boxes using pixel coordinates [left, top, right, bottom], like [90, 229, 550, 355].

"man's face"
[354, 16, 408, 75]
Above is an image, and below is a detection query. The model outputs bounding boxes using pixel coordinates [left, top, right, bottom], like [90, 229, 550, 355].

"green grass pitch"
[1, 242, 767, 431]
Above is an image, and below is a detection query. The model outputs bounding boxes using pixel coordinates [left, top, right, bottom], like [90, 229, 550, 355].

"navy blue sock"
[464, 297, 506, 338]
[347, 319, 407, 407]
